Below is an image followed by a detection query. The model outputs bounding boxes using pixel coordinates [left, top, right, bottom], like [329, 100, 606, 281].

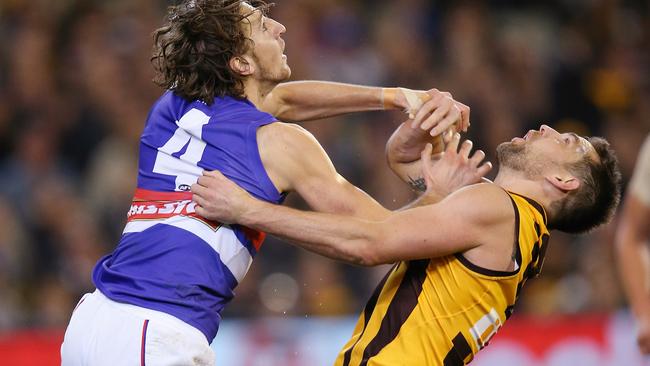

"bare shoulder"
[257, 122, 324, 166]
[257, 122, 315, 146]
[440, 183, 515, 227]
[446, 183, 521, 271]
[441, 183, 512, 218]
[256, 122, 332, 193]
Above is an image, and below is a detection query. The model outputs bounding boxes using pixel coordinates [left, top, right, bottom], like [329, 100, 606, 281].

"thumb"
[204, 170, 225, 179]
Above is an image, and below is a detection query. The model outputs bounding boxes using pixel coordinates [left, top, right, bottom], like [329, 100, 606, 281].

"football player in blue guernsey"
[60, 1, 478, 365]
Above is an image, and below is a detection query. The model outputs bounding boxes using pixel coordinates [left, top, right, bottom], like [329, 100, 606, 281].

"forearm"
[386, 123, 444, 190]
[616, 235, 650, 320]
[266, 81, 401, 122]
[387, 122, 443, 165]
[241, 199, 381, 265]
[616, 194, 650, 320]
[400, 189, 445, 210]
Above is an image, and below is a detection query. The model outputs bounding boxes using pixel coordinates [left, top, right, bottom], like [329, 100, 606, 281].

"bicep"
[371, 190, 496, 263]
[259, 123, 390, 220]
[293, 147, 391, 221]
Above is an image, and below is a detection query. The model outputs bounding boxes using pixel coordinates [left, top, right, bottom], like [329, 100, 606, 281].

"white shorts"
[61, 290, 215, 366]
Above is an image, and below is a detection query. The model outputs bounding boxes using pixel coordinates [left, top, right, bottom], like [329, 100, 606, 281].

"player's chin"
[280, 65, 291, 81]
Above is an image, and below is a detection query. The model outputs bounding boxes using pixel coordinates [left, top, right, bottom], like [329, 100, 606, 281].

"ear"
[545, 174, 580, 193]
[229, 56, 255, 76]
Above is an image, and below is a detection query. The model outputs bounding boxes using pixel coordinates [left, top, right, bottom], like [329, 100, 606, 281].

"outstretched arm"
[193, 179, 511, 265]
[192, 122, 490, 224]
[615, 193, 650, 354]
[261, 81, 382, 121]
[260, 81, 469, 126]
[615, 147, 650, 355]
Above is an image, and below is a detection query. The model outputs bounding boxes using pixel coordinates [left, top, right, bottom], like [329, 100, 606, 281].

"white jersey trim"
[123, 216, 253, 282]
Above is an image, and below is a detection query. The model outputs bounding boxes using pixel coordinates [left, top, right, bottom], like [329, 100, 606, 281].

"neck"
[494, 168, 555, 212]
[243, 77, 276, 108]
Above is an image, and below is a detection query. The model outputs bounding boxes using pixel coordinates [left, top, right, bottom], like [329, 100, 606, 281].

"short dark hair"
[151, 0, 271, 104]
[549, 137, 622, 233]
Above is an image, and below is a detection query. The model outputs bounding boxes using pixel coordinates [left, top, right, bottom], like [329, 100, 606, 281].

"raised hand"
[191, 171, 256, 224]
[420, 133, 492, 199]
[410, 89, 469, 137]
[387, 89, 470, 167]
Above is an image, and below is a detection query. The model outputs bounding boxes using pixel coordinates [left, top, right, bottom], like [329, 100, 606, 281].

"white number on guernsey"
[469, 308, 502, 350]
[152, 108, 210, 191]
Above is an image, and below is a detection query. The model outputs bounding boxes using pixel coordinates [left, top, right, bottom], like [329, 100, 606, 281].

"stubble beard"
[496, 141, 544, 179]
[253, 52, 291, 85]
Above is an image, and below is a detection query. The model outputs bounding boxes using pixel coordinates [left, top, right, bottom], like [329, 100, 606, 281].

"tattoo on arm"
[407, 175, 427, 192]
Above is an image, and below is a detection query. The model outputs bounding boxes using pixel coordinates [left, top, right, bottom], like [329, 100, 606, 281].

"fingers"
[192, 170, 228, 199]
[446, 133, 461, 154]
[456, 101, 470, 132]
[468, 149, 485, 166]
[458, 139, 473, 158]
[194, 205, 207, 218]
[476, 161, 493, 178]
[191, 190, 208, 207]
[410, 90, 466, 138]
[421, 98, 453, 132]
[191, 182, 209, 197]
[196, 174, 212, 187]
[411, 92, 443, 129]
[429, 106, 460, 137]
[203, 170, 225, 178]
[442, 129, 454, 144]
[466, 146, 492, 178]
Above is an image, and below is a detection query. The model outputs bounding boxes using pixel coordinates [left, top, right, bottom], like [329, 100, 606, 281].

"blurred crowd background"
[0, 0, 648, 332]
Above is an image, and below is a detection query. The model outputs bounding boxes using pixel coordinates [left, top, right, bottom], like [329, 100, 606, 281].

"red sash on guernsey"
[127, 188, 265, 251]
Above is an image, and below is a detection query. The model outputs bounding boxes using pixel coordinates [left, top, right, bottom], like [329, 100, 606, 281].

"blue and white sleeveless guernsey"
[93, 91, 283, 341]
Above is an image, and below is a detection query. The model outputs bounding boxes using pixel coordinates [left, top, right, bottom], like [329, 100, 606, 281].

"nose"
[539, 124, 558, 136]
[271, 18, 286, 35]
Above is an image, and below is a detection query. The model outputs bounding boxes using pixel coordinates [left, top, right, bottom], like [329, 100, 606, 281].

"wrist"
[237, 198, 268, 228]
[382, 87, 399, 109]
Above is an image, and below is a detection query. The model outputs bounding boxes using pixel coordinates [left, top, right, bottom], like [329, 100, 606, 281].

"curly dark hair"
[549, 137, 622, 234]
[151, 0, 272, 104]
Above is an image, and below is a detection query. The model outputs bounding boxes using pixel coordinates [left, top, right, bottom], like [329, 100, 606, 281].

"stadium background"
[0, 0, 649, 364]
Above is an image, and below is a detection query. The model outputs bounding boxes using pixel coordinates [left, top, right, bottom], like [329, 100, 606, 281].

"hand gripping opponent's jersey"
[336, 191, 550, 366]
[93, 91, 283, 341]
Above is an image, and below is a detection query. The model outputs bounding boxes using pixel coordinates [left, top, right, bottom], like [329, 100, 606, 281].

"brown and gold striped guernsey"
[334, 191, 550, 366]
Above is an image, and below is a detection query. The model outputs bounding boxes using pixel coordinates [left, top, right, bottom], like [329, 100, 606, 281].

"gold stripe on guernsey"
[341, 262, 407, 366]
[339, 264, 398, 365]
[335, 191, 550, 366]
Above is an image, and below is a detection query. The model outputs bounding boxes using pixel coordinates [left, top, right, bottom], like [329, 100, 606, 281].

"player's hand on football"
[409, 89, 470, 137]
[386, 88, 470, 166]
[191, 171, 254, 224]
[420, 133, 492, 198]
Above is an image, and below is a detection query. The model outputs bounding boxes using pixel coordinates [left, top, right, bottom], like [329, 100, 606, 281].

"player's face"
[241, 5, 291, 84]
[497, 124, 598, 177]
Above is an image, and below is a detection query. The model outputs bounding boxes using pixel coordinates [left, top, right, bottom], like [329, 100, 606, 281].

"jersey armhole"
[247, 121, 285, 203]
[454, 192, 522, 278]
